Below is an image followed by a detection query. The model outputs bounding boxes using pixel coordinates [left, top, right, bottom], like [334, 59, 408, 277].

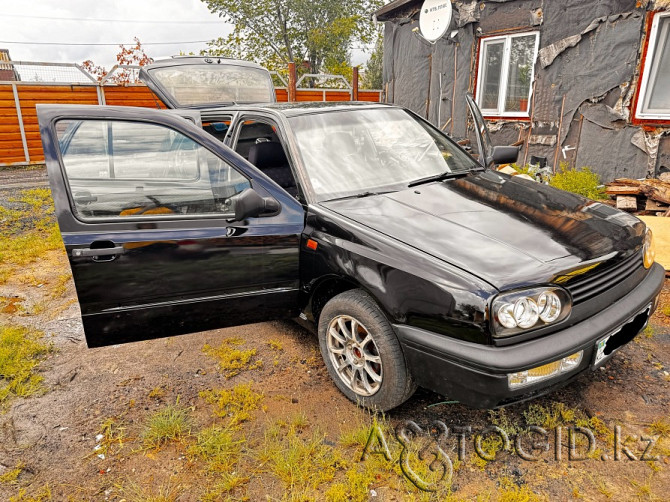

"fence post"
[11, 83, 30, 163]
[352, 67, 359, 102]
[288, 62, 297, 102]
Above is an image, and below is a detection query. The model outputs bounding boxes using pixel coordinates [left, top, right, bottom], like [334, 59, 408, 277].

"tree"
[82, 37, 153, 84]
[202, 0, 383, 79]
[361, 33, 383, 90]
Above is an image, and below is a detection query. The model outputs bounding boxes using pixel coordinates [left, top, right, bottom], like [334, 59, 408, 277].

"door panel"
[38, 104, 304, 347]
[466, 93, 494, 168]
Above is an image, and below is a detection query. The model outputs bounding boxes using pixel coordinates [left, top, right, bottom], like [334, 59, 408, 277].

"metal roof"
[374, 0, 422, 21]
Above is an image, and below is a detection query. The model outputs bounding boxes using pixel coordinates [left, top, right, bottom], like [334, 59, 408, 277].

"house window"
[637, 12, 670, 120]
[476, 32, 540, 117]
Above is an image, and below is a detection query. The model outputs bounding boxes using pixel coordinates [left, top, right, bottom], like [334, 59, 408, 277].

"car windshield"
[289, 107, 479, 201]
[147, 64, 274, 106]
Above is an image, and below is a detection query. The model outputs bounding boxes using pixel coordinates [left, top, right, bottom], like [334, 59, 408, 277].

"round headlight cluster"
[492, 288, 571, 337]
[643, 229, 655, 270]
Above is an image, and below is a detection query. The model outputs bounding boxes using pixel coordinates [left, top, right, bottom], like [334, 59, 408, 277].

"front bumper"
[395, 263, 665, 409]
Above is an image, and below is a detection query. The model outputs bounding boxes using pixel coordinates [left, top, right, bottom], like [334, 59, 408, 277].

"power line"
[0, 40, 213, 47]
[1, 13, 225, 24]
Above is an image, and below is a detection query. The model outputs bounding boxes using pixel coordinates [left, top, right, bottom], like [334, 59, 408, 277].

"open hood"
[138, 57, 276, 109]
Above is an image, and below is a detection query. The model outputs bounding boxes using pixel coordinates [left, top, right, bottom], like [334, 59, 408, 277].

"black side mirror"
[491, 145, 520, 165]
[231, 188, 280, 222]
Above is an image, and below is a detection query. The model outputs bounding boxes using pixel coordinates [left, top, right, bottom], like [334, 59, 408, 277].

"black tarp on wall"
[379, 0, 669, 181]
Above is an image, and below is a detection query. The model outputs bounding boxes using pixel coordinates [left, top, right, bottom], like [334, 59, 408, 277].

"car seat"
[247, 142, 298, 197]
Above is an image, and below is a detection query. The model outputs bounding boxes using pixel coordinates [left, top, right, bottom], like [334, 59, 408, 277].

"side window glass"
[57, 119, 250, 219]
[234, 119, 299, 198]
[203, 115, 233, 143]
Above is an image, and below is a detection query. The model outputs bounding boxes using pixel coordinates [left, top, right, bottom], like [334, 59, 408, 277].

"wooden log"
[616, 196, 638, 211]
[606, 185, 642, 196]
[638, 179, 670, 205]
[646, 199, 670, 212]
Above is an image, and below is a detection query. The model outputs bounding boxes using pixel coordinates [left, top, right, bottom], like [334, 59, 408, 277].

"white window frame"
[476, 31, 540, 118]
[636, 12, 670, 120]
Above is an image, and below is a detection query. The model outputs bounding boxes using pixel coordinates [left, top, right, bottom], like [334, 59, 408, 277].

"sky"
[0, 0, 370, 72]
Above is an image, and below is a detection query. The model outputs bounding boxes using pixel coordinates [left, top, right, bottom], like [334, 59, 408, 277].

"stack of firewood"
[606, 178, 670, 216]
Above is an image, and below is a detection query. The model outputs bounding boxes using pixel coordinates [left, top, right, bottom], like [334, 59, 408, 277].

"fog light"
[643, 229, 655, 269]
[508, 351, 583, 389]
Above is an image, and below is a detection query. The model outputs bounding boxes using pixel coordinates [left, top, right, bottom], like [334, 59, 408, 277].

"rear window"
[147, 65, 274, 107]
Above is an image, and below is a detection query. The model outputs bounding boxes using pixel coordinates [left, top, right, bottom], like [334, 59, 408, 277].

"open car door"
[38, 104, 304, 347]
[466, 93, 495, 168]
[466, 93, 520, 168]
[138, 57, 276, 109]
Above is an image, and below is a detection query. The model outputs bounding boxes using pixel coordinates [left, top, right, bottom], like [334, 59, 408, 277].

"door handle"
[73, 191, 97, 205]
[72, 246, 125, 258]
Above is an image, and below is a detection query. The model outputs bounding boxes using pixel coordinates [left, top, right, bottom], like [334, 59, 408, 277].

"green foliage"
[511, 163, 536, 176]
[362, 34, 383, 90]
[189, 425, 245, 473]
[0, 462, 24, 484]
[257, 423, 342, 493]
[0, 325, 51, 408]
[0, 188, 62, 285]
[549, 164, 606, 200]
[202, 338, 263, 379]
[200, 382, 264, 426]
[201, 0, 383, 78]
[8, 485, 52, 502]
[141, 404, 192, 448]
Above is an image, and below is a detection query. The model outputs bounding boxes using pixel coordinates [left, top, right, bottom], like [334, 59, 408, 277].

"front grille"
[566, 252, 643, 305]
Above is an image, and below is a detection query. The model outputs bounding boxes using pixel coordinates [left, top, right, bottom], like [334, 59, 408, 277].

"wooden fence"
[0, 80, 382, 166]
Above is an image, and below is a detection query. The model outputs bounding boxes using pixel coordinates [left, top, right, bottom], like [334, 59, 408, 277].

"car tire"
[318, 289, 416, 411]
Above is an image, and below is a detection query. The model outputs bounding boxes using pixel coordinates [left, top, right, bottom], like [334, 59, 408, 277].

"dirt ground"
[0, 171, 669, 501]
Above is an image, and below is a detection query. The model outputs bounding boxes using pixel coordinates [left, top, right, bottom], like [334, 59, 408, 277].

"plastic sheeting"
[380, 0, 667, 181]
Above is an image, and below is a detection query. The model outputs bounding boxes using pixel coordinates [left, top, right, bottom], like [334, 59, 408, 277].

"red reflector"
[306, 239, 318, 250]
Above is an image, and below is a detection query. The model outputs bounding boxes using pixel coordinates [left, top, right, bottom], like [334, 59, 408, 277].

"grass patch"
[141, 404, 191, 448]
[649, 418, 670, 438]
[0, 462, 24, 484]
[0, 325, 51, 409]
[200, 473, 249, 502]
[200, 382, 264, 427]
[189, 425, 245, 473]
[8, 485, 52, 502]
[49, 273, 71, 299]
[96, 417, 128, 457]
[0, 189, 63, 285]
[258, 423, 343, 495]
[148, 386, 166, 400]
[498, 477, 545, 502]
[203, 338, 263, 378]
[268, 338, 284, 351]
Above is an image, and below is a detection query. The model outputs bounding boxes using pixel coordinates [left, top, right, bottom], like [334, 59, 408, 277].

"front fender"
[302, 208, 496, 344]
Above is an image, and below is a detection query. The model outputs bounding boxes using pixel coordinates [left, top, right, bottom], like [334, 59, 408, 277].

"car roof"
[145, 56, 268, 71]
[217, 101, 395, 117]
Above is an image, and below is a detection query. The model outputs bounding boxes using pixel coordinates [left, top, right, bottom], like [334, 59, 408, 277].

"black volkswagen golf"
[37, 57, 664, 411]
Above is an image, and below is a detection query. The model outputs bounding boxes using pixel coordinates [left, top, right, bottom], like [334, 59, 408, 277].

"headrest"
[248, 142, 287, 169]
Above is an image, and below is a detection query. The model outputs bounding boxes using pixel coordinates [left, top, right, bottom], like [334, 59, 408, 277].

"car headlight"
[643, 228, 655, 270]
[492, 287, 572, 338]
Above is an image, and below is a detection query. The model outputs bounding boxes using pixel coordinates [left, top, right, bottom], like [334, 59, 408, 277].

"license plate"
[594, 304, 652, 367]
[594, 334, 615, 366]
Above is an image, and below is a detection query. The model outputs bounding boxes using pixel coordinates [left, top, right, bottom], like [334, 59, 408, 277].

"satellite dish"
[419, 0, 453, 43]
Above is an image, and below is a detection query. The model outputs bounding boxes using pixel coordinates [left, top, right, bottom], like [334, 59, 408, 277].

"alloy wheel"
[326, 315, 383, 396]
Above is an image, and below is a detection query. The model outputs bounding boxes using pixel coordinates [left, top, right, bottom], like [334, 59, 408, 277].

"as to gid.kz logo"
[363, 421, 453, 492]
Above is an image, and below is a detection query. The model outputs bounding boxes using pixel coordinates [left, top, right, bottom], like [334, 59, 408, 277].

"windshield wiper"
[407, 170, 470, 188]
[328, 190, 396, 202]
